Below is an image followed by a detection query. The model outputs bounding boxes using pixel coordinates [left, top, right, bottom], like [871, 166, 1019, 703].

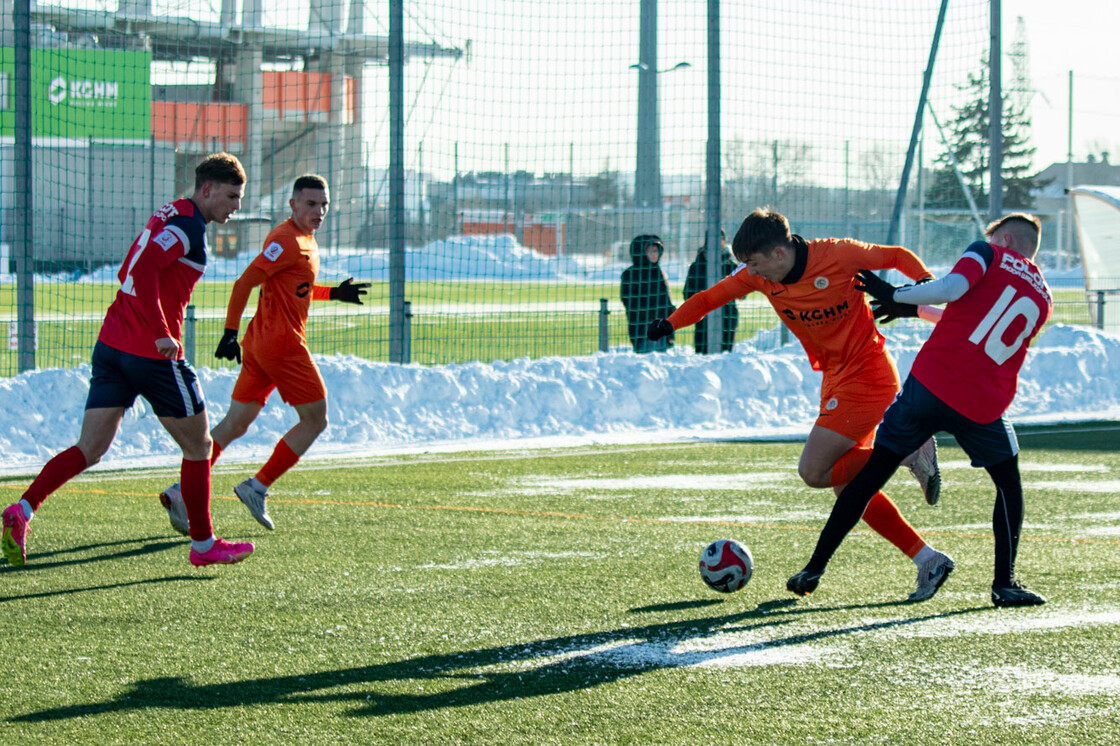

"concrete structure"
[6, 0, 461, 256]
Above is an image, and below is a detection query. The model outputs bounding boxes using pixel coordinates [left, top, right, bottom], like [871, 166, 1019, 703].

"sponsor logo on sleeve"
[153, 230, 178, 251]
[263, 242, 284, 262]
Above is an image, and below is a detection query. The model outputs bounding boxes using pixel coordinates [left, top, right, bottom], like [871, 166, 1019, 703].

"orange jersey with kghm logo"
[668, 238, 933, 376]
[226, 218, 332, 357]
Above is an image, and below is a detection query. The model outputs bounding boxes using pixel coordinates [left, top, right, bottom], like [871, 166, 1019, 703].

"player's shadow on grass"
[10, 602, 990, 723]
[0, 536, 181, 574]
[0, 574, 213, 604]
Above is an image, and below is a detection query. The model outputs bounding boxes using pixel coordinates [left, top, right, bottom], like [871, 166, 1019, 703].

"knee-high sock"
[180, 458, 213, 541]
[21, 446, 88, 512]
[209, 440, 223, 467]
[986, 456, 1024, 588]
[861, 491, 926, 558]
[831, 445, 872, 487]
[806, 445, 907, 574]
[256, 439, 299, 488]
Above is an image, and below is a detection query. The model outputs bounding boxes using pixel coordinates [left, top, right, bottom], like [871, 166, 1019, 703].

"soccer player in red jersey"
[648, 207, 952, 601]
[788, 213, 1051, 607]
[158, 174, 368, 532]
[1, 153, 254, 568]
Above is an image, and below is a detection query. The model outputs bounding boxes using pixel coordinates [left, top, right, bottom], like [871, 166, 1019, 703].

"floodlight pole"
[635, 0, 660, 211]
[388, 0, 407, 363]
[988, 0, 1003, 222]
[886, 0, 948, 246]
[701, 0, 722, 352]
[14, 0, 35, 372]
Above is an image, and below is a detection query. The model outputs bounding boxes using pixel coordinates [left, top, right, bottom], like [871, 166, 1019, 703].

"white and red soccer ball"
[699, 538, 753, 593]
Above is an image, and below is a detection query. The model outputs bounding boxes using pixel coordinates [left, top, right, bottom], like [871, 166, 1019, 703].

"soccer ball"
[699, 538, 753, 593]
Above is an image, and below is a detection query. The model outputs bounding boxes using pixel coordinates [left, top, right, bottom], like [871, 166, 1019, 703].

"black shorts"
[86, 341, 206, 419]
[876, 376, 1019, 468]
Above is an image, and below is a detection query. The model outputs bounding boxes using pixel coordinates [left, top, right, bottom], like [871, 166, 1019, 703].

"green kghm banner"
[1, 48, 151, 140]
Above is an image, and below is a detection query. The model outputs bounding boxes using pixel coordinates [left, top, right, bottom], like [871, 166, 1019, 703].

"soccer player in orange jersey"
[158, 174, 369, 531]
[648, 207, 952, 602]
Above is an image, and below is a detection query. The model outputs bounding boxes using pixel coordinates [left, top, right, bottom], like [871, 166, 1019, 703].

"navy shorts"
[86, 341, 206, 418]
[876, 376, 1019, 468]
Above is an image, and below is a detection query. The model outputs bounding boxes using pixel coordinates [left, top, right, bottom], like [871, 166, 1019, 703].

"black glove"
[214, 328, 241, 363]
[853, 269, 899, 303]
[330, 277, 370, 305]
[647, 318, 674, 341]
[856, 268, 919, 325]
[869, 297, 919, 324]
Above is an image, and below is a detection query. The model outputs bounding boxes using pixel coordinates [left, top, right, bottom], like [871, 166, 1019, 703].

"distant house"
[1034, 153, 1120, 213]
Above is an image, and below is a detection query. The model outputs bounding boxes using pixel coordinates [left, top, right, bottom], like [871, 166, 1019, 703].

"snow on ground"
[3, 320, 1119, 478]
[2, 236, 1118, 477]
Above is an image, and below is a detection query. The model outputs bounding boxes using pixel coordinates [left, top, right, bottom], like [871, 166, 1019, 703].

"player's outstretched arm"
[329, 278, 371, 305]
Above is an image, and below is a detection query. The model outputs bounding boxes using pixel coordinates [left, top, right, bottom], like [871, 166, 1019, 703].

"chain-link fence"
[3, 0, 1117, 375]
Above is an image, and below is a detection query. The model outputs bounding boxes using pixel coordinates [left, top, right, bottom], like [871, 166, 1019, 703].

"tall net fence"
[1, 0, 1111, 375]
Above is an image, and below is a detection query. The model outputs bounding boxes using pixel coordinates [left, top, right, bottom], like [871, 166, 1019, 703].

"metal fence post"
[184, 305, 196, 366]
[1097, 291, 1105, 331]
[403, 300, 412, 363]
[598, 298, 610, 352]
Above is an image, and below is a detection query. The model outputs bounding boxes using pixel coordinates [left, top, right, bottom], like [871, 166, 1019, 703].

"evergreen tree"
[925, 54, 1047, 210]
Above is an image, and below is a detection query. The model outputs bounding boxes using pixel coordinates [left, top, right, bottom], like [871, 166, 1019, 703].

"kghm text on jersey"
[782, 299, 850, 324]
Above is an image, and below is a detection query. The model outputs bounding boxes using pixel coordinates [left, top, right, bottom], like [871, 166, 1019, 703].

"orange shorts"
[815, 351, 900, 445]
[231, 345, 327, 407]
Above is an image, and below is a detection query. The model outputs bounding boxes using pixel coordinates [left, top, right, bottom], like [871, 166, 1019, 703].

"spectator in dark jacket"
[684, 229, 739, 353]
[620, 234, 675, 353]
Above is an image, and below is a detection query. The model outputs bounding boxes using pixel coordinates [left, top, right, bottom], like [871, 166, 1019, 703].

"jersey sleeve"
[224, 264, 268, 330]
[844, 239, 934, 282]
[667, 270, 751, 330]
[150, 213, 207, 269]
[948, 240, 993, 286]
[312, 284, 333, 301]
[251, 237, 302, 277]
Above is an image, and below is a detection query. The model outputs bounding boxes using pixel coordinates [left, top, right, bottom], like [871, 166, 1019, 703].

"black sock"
[986, 456, 1024, 588]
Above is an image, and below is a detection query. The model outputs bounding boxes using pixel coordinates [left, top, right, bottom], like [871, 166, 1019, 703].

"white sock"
[250, 477, 268, 493]
[913, 544, 937, 566]
[191, 535, 216, 553]
[19, 499, 33, 521]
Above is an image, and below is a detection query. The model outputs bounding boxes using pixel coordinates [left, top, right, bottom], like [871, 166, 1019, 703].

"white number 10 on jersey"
[968, 285, 1041, 365]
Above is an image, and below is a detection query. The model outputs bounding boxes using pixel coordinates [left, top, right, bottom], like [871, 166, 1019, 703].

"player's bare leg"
[210, 398, 266, 453]
[799, 426, 858, 489]
[76, 406, 127, 465]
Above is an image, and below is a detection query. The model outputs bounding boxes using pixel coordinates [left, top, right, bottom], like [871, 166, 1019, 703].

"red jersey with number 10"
[97, 198, 208, 360]
[910, 241, 1052, 423]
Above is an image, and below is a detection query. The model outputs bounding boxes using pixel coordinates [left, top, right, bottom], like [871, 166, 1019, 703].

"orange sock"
[209, 440, 223, 467]
[831, 445, 872, 487]
[861, 491, 926, 558]
[256, 439, 299, 488]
